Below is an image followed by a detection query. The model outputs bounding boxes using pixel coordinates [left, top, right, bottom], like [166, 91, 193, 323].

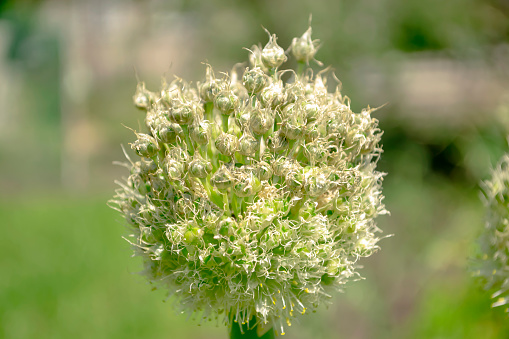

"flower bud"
[250, 108, 273, 135]
[199, 65, 225, 102]
[133, 82, 156, 110]
[238, 133, 259, 157]
[214, 91, 239, 115]
[267, 130, 289, 153]
[170, 104, 194, 125]
[215, 132, 239, 157]
[256, 161, 273, 181]
[260, 81, 286, 109]
[189, 120, 211, 145]
[243, 67, 267, 94]
[211, 165, 235, 191]
[280, 118, 305, 140]
[233, 171, 261, 197]
[188, 156, 212, 178]
[290, 26, 320, 64]
[303, 123, 320, 143]
[261, 32, 287, 69]
[303, 168, 329, 197]
[131, 134, 160, 158]
[164, 157, 185, 180]
[304, 142, 328, 165]
[303, 102, 321, 123]
[285, 166, 304, 191]
[139, 158, 158, 175]
[156, 121, 184, 144]
[160, 79, 181, 107]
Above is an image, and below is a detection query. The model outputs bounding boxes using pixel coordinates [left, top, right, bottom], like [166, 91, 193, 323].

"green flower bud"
[215, 132, 239, 157]
[139, 158, 158, 175]
[250, 108, 273, 135]
[188, 156, 212, 178]
[211, 165, 235, 191]
[233, 170, 261, 197]
[260, 80, 286, 108]
[214, 91, 239, 115]
[160, 79, 181, 107]
[156, 121, 184, 144]
[199, 65, 225, 102]
[267, 130, 289, 153]
[305, 126, 321, 144]
[303, 102, 320, 123]
[189, 121, 211, 145]
[170, 104, 195, 125]
[164, 157, 185, 180]
[303, 168, 329, 197]
[261, 31, 287, 69]
[131, 134, 160, 158]
[133, 82, 156, 110]
[285, 168, 304, 191]
[256, 161, 273, 181]
[290, 26, 320, 64]
[184, 226, 203, 245]
[238, 133, 259, 157]
[280, 118, 305, 140]
[243, 67, 267, 94]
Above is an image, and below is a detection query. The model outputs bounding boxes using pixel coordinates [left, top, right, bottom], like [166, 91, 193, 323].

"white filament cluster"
[111, 26, 387, 335]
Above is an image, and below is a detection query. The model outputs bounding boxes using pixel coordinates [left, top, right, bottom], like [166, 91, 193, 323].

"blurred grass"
[0, 194, 224, 339]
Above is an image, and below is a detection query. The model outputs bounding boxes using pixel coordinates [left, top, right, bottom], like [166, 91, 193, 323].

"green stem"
[229, 317, 275, 339]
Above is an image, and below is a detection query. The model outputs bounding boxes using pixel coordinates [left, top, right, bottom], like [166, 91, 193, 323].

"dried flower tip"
[133, 81, 156, 110]
[248, 44, 269, 73]
[261, 31, 287, 69]
[290, 26, 320, 64]
[243, 67, 267, 94]
[131, 134, 159, 158]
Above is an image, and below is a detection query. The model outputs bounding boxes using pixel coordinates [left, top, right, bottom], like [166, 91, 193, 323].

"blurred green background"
[1, 0, 509, 338]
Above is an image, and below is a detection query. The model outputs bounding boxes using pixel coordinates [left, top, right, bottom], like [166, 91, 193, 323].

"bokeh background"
[2, 0, 509, 338]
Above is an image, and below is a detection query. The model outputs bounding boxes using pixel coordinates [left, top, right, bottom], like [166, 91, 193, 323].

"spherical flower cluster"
[475, 152, 509, 311]
[111, 26, 387, 336]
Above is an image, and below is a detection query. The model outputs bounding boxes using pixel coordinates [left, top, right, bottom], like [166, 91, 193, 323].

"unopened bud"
[133, 82, 156, 110]
[156, 121, 184, 144]
[238, 133, 259, 157]
[189, 156, 212, 178]
[290, 26, 320, 64]
[243, 67, 267, 94]
[211, 165, 235, 191]
[214, 91, 239, 115]
[189, 121, 211, 145]
[250, 108, 273, 135]
[131, 134, 160, 158]
[261, 31, 287, 69]
[215, 132, 239, 157]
